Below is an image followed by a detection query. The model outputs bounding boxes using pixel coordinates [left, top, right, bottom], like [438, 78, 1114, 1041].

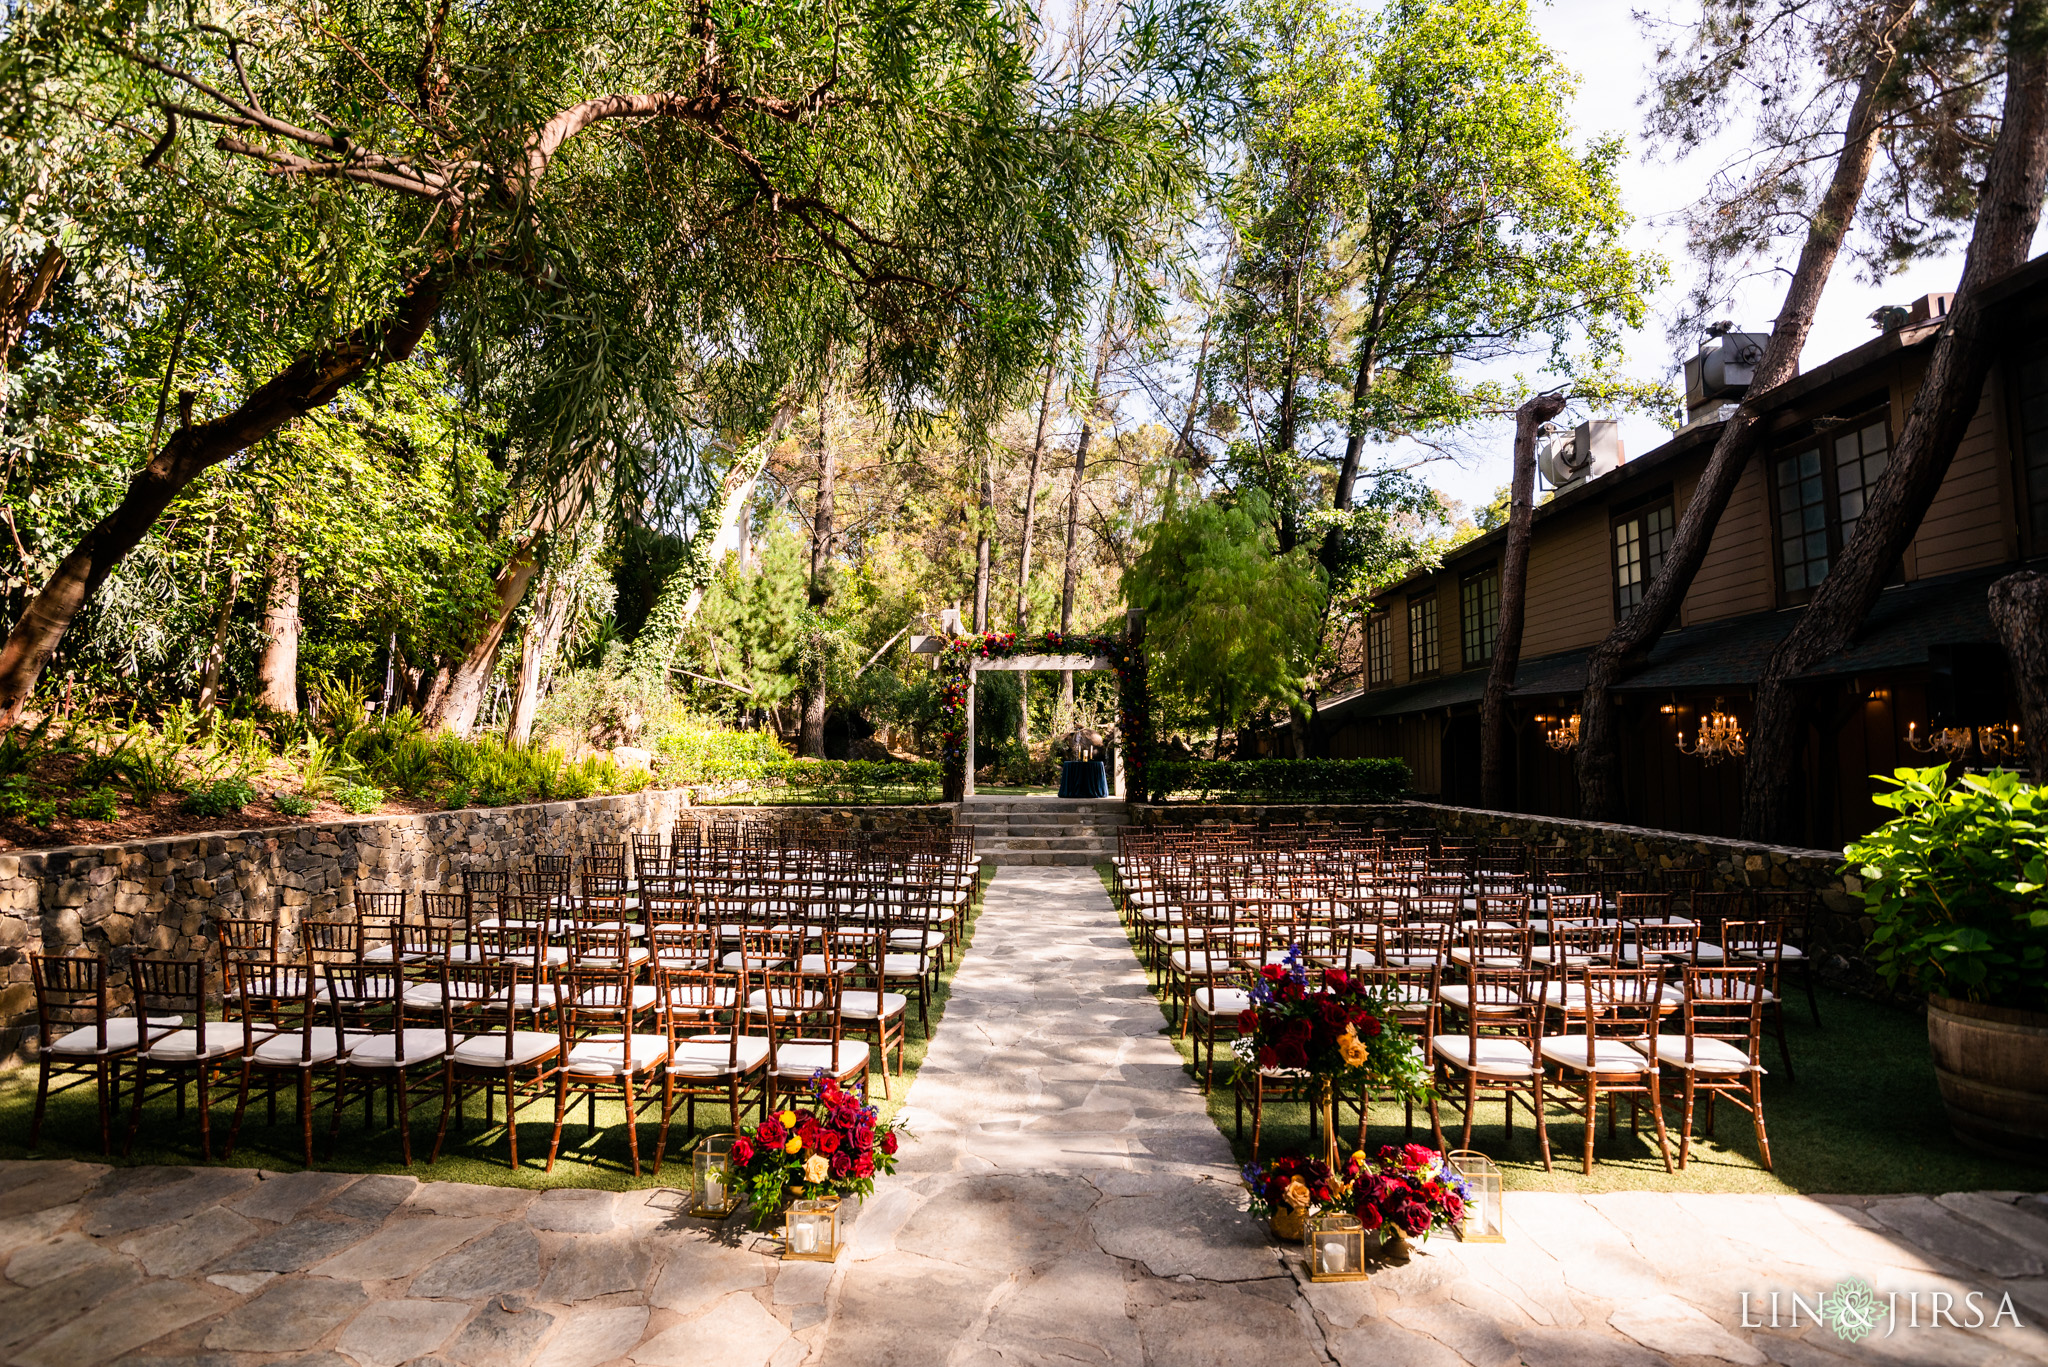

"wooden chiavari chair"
[1429, 964, 1551, 1167]
[1656, 965, 1773, 1170]
[1538, 965, 1674, 1174]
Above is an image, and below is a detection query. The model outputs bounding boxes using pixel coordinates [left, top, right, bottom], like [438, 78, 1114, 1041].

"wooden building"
[1311, 257, 2048, 847]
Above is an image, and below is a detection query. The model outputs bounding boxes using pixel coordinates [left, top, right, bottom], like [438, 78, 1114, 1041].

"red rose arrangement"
[730, 1074, 907, 1224]
[1345, 1144, 1470, 1241]
[1230, 948, 1429, 1098]
[1241, 1154, 1350, 1218]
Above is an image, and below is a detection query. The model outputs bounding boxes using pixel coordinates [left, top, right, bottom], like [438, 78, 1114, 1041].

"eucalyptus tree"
[1213, 0, 1657, 574]
[0, 0, 1221, 732]
[1574, 0, 2002, 821]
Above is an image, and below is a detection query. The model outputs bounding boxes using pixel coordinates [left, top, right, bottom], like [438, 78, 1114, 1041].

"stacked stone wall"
[0, 795, 954, 1062]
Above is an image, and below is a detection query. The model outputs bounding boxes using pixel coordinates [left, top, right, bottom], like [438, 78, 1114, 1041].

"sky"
[1410, 0, 1986, 515]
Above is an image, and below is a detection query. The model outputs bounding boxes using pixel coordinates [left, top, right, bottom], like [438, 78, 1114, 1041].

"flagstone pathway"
[0, 865, 2045, 1366]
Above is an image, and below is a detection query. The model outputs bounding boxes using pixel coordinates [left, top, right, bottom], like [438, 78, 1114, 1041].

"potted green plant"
[1843, 766, 2048, 1161]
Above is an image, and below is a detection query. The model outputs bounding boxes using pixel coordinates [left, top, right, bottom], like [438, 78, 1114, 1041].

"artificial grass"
[1094, 863, 2043, 1196]
[0, 867, 992, 1188]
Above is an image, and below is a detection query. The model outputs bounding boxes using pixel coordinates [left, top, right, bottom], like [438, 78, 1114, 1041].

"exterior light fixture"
[1677, 699, 1746, 764]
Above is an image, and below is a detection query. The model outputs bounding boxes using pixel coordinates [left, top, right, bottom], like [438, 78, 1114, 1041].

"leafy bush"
[1147, 757, 1410, 803]
[183, 777, 258, 818]
[0, 717, 51, 778]
[715, 759, 943, 804]
[111, 731, 186, 803]
[1, 775, 56, 827]
[66, 788, 120, 822]
[655, 725, 791, 782]
[334, 781, 386, 814]
[273, 793, 315, 817]
[1843, 766, 2048, 1013]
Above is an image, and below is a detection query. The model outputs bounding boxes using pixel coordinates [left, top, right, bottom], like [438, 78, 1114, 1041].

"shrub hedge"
[1147, 757, 1409, 803]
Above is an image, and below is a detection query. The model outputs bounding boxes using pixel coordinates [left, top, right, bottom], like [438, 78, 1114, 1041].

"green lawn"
[1095, 864, 2043, 1196]
[0, 868, 991, 1188]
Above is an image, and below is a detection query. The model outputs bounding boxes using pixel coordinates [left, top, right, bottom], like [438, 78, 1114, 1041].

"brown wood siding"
[1680, 455, 1774, 625]
[1326, 714, 1442, 794]
[1518, 504, 1614, 656]
[1910, 384, 2018, 577]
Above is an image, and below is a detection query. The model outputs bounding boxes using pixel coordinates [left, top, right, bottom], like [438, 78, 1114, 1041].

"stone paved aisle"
[0, 865, 2044, 1366]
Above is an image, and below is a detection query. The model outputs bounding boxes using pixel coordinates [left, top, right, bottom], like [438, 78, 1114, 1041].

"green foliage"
[272, 793, 315, 818]
[333, 781, 386, 815]
[0, 718, 50, 778]
[1148, 758, 1410, 803]
[1843, 766, 2048, 1013]
[1125, 483, 1325, 729]
[654, 727, 791, 782]
[65, 787, 119, 822]
[181, 777, 257, 819]
[111, 731, 185, 804]
[0, 777, 57, 828]
[707, 760, 943, 805]
[297, 738, 341, 800]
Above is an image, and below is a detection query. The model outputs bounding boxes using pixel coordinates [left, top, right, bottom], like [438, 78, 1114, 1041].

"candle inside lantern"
[790, 1219, 818, 1254]
[703, 1176, 724, 1210]
[1318, 1237, 1348, 1274]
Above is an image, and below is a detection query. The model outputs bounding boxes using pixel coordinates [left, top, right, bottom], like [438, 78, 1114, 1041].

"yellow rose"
[804, 1154, 831, 1184]
[779, 1110, 799, 1127]
[1337, 1025, 1369, 1068]
[1282, 1177, 1312, 1212]
[785, 1137, 803, 1154]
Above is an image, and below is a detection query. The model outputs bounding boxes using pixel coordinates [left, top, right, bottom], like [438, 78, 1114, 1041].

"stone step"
[960, 800, 1127, 814]
[963, 823, 1125, 838]
[979, 849, 1105, 866]
[976, 840, 1115, 855]
[964, 814, 1127, 829]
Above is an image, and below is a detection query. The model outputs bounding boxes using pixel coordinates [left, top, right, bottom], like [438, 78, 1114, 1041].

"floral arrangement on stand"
[934, 628, 1150, 798]
[1230, 949, 1431, 1096]
[1242, 1154, 1347, 1239]
[730, 1075, 906, 1225]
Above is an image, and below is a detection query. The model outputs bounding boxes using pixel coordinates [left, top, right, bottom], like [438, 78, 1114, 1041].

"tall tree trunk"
[1989, 571, 2048, 783]
[1574, 3, 1916, 819]
[973, 453, 993, 633]
[254, 551, 300, 714]
[1016, 364, 1055, 755]
[506, 566, 577, 744]
[195, 567, 239, 711]
[426, 540, 544, 736]
[1743, 15, 2048, 841]
[0, 267, 449, 730]
[0, 246, 64, 417]
[804, 378, 836, 759]
[1061, 295, 1117, 720]
[1481, 394, 1569, 809]
[418, 662, 452, 718]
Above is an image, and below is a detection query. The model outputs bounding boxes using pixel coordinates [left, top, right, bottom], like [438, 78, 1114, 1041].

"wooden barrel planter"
[1926, 996, 2048, 1162]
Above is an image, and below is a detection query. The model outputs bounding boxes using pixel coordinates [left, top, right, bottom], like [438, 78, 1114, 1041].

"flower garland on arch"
[936, 629, 1151, 799]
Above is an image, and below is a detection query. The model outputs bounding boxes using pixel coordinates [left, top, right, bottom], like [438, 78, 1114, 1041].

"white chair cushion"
[771, 1040, 866, 1079]
[401, 982, 449, 1009]
[452, 1031, 559, 1068]
[495, 983, 561, 1010]
[564, 1035, 669, 1075]
[880, 954, 927, 976]
[668, 1036, 770, 1077]
[142, 1028, 263, 1063]
[1190, 987, 1254, 1017]
[1437, 986, 1523, 1014]
[572, 984, 659, 1012]
[839, 991, 908, 1021]
[1430, 1035, 1536, 1077]
[1650, 1036, 1761, 1073]
[1539, 1035, 1655, 1072]
[250, 1027, 364, 1066]
[46, 1015, 182, 1057]
[345, 1029, 454, 1068]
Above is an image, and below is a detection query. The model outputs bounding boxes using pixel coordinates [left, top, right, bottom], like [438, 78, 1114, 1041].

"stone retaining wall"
[0, 795, 955, 1063]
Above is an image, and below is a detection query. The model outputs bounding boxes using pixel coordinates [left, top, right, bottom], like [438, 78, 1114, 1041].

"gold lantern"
[690, 1134, 741, 1219]
[783, 1196, 842, 1261]
[1305, 1213, 1372, 1282]
[1447, 1149, 1505, 1243]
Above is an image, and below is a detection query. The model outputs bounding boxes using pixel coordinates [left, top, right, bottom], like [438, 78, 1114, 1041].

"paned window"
[1775, 447, 1831, 596]
[1460, 569, 1499, 667]
[1773, 411, 1892, 602]
[1614, 502, 1674, 612]
[1407, 596, 1438, 675]
[1367, 612, 1393, 686]
[1833, 419, 1890, 545]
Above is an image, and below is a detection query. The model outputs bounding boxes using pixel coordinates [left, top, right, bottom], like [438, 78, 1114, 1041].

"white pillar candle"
[1318, 1238, 1348, 1274]
[702, 1177, 724, 1209]
[790, 1220, 818, 1254]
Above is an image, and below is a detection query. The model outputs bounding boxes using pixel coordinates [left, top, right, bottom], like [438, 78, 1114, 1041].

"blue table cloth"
[1059, 759, 1110, 798]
